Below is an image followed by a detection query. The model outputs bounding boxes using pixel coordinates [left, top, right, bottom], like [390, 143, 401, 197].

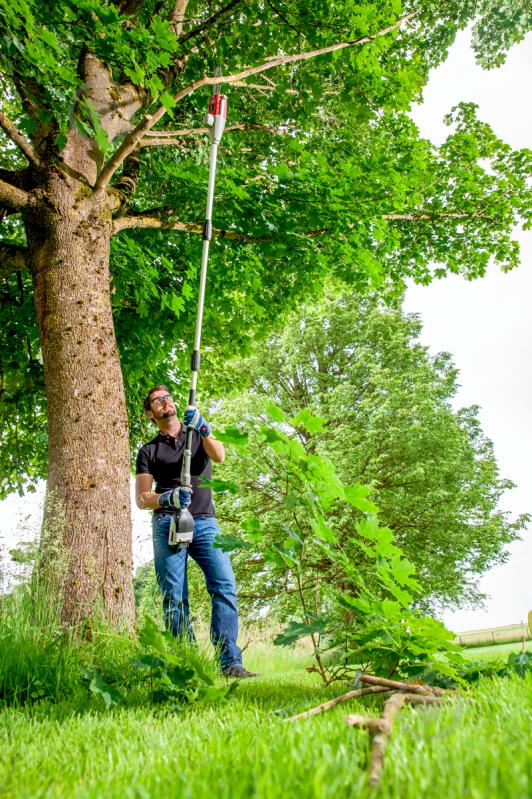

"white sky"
[0, 28, 531, 632]
[405, 28, 532, 631]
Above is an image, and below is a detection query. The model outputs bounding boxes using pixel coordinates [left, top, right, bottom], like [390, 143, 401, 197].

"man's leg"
[189, 517, 242, 670]
[152, 513, 193, 639]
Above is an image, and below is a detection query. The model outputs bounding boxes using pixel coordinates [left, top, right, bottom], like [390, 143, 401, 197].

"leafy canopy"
[0, 1, 531, 497]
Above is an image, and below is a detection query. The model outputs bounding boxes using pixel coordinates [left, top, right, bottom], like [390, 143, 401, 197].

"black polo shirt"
[135, 428, 215, 517]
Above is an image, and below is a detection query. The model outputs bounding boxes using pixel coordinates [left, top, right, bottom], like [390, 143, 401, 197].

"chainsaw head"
[168, 509, 194, 551]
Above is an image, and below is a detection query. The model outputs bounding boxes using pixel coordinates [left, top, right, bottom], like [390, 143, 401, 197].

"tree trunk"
[26, 169, 135, 627]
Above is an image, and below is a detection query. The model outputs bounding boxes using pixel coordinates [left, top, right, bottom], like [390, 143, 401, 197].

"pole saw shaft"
[169, 85, 227, 550]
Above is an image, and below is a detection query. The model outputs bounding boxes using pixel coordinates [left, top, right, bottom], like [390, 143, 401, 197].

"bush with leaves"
[213, 409, 464, 684]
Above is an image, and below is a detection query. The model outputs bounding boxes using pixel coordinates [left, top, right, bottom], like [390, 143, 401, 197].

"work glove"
[158, 486, 192, 510]
[183, 407, 212, 438]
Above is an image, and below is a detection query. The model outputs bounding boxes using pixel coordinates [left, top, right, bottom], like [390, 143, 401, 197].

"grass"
[463, 639, 532, 661]
[0, 637, 531, 799]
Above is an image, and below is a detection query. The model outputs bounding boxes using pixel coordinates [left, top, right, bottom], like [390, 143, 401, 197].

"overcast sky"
[0, 27, 530, 633]
[405, 28, 532, 631]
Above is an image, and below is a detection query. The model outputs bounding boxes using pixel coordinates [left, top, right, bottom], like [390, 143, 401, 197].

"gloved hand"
[158, 486, 192, 510]
[183, 406, 212, 438]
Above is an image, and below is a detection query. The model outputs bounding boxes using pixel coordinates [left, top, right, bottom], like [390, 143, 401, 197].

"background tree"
[0, 1, 530, 624]
[212, 287, 528, 615]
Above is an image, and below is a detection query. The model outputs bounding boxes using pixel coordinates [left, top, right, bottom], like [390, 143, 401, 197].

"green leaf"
[199, 477, 238, 494]
[212, 534, 251, 552]
[343, 484, 379, 513]
[290, 408, 326, 434]
[274, 618, 329, 646]
[309, 515, 336, 544]
[265, 401, 286, 422]
[216, 428, 249, 446]
[85, 670, 121, 708]
[138, 615, 169, 656]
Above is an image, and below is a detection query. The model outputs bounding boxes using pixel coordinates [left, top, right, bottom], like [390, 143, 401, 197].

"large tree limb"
[112, 214, 264, 240]
[0, 112, 40, 167]
[96, 12, 415, 191]
[171, 0, 190, 36]
[0, 178, 29, 210]
[112, 207, 487, 241]
[0, 242, 28, 279]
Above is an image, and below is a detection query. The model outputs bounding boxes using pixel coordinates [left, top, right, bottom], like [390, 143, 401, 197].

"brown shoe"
[222, 665, 259, 678]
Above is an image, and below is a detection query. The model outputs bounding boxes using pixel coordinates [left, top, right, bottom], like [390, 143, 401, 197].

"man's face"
[147, 390, 176, 422]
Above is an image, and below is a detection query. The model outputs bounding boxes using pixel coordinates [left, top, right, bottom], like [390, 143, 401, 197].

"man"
[135, 385, 256, 678]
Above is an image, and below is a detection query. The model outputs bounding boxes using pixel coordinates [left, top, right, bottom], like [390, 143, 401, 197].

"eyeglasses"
[150, 394, 173, 408]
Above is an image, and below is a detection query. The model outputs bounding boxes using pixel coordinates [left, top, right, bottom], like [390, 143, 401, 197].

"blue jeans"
[152, 514, 242, 670]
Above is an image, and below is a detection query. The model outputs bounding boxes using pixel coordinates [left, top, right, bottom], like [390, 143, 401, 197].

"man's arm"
[135, 473, 162, 510]
[202, 433, 225, 462]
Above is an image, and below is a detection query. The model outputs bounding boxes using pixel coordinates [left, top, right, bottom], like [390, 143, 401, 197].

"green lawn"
[463, 639, 532, 661]
[1, 640, 531, 799]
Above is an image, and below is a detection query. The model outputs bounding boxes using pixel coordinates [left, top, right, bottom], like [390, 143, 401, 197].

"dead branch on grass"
[285, 672, 452, 788]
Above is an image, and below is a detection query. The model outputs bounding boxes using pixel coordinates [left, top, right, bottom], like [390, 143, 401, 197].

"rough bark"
[25, 168, 135, 626]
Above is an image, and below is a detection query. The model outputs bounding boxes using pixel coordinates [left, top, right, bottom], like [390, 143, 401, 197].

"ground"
[0, 639, 530, 798]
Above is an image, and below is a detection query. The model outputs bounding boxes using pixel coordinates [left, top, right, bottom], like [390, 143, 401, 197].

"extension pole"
[169, 84, 227, 549]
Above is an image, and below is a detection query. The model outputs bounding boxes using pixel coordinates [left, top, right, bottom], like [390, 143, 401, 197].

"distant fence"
[455, 621, 531, 648]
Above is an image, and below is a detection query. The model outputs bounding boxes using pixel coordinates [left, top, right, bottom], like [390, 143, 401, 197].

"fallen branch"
[345, 687, 450, 788]
[359, 673, 445, 696]
[284, 686, 390, 722]
[400, 692, 447, 706]
[367, 693, 406, 788]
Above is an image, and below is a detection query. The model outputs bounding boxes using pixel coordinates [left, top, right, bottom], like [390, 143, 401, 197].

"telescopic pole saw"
[168, 84, 228, 551]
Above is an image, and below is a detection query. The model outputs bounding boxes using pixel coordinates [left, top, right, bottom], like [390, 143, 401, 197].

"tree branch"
[95, 12, 415, 191]
[177, 0, 243, 45]
[265, 0, 304, 36]
[0, 112, 40, 167]
[112, 214, 265, 241]
[0, 242, 28, 279]
[112, 150, 142, 203]
[285, 686, 390, 722]
[171, 0, 190, 36]
[0, 178, 30, 210]
[141, 122, 294, 147]
[383, 211, 494, 222]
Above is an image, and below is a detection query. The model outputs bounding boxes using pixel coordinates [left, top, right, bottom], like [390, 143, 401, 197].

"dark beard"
[160, 408, 176, 419]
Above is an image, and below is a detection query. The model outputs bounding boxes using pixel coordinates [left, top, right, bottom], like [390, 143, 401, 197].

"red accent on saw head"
[208, 94, 227, 118]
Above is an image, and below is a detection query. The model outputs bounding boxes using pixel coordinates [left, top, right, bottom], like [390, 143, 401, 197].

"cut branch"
[0, 242, 28, 279]
[358, 673, 445, 695]
[366, 693, 406, 788]
[0, 112, 40, 167]
[96, 12, 415, 191]
[400, 693, 447, 706]
[284, 686, 390, 722]
[0, 178, 30, 210]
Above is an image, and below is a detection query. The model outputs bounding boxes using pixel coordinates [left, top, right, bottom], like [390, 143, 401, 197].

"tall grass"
[0, 577, 141, 708]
